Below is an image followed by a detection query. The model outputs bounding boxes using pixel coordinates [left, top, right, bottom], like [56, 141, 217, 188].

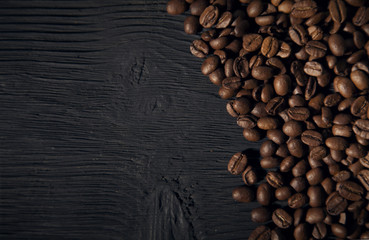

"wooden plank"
[0, 1, 260, 239]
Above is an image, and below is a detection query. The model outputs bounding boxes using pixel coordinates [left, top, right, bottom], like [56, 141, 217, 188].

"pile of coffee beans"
[167, 0, 369, 239]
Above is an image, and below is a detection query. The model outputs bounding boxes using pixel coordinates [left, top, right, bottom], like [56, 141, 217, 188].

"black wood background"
[0, 1, 261, 239]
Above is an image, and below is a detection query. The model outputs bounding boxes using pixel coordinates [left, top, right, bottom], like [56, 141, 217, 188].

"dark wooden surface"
[0, 1, 261, 239]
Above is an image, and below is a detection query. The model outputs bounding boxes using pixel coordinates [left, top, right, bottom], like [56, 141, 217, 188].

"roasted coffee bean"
[266, 57, 286, 74]
[333, 76, 356, 98]
[287, 138, 305, 158]
[261, 36, 279, 58]
[280, 156, 295, 172]
[273, 75, 291, 96]
[277, 41, 292, 58]
[332, 170, 351, 182]
[324, 93, 342, 107]
[267, 129, 286, 145]
[292, 159, 308, 177]
[308, 93, 324, 112]
[287, 107, 310, 121]
[353, 119, 369, 140]
[305, 41, 327, 60]
[346, 143, 366, 158]
[328, 34, 345, 56]
[216, 11, 232, 29]
[291, 0, 317, 19]
[199, 5, 219, 28]
[337, 181, 364, 201]
[189, 0, 208, 16]
[326, 191, 348, 215]
[222, 76, 242, 90]
[288, 193, 308, 208]
[243, 128, 263, 142]
[306, 207, 325, 224]
[348, 161, 364, 177]
[234, 19, 250, 38]
[270, 228, 285, 240]
[261, 157, 281, 169]
[293, 208, 304, 227]
[309, 146, 328, 164]
[242, 33, 263, 52]
[201, 29, 216, 42]
[351, 96, 368, 117]
[275, 186, 292, 201]
[237, 114, 257, 128]
[251, 206, 272, 223]
[350, 70, 369, 90]
[304, 61, 324, 77]
[325, 137, 348, 151]
[272, 208, 293, 229]
[331, 223, 347, 238]
[228, 152, 248, 175]
[258, 117, 279, 130]
[265, 97, 285, 115]
[307, 26, 324, 41]
[328, 0, 347, 24]
[266, 171, 283, 188]
[308, 185, 325, 207]
[294, 223, 310, 240]
[260, 140, 278, 158]
[289, 95, 306, 108]
[290, 176, 308, 192]
[360, 152, 369, 168]
[201, 55, 220, 75]
[261, 84, 275, 103]
[321, 177, 335, 194]
[257, 182, 273, 206]
[232, 186, 255, 203]
[167, 0, 187, 15]
[233, 56, 249, 78]
[247, 0, 265, 18]
[209, 36, 228, 50]
[218, 86, 235, 99]
[353, 6, 369, 27]
[301, 130, 323, 146]
[291, 60, 308, 86]
[190, 39, 209, 58]
[252, 66, 274, 81]
[275, 143, 289, 158]
[252, 102, 268, 118]
[249, 225, 271, 240]
[312, 222, 327, 239]
[242, 166, 257, 185]
[184, 15, 200, 34]
[306, 167, 324, 185]
[289, 24, 308, 46]
[208, 68, 225, 86]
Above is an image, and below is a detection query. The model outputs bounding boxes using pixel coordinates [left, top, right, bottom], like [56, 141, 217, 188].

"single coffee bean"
[346, 143, 366, 158]
[328, 34, 345, 56]
[305, 41, 327, 60]
[276, 143, 289, 158]
[337, 181, 364, 201]
[251, 102, 268, 118]
[353, 6, 369, 27]
[167, 0, 187, 15]
[304, 77, 317, 100]
[261, 157, 281, 169]
[228, 152, 248, 175]
[289, 24, 308, 46]
[287, 107, 310, 121]
[266, 171, 284, 188]
[270, 228, 285, 240]
[266, 57, 286, 74]
[288, 193, 308, 208]
[292, 159, 308, 177]
[232, 185, 254, 202]
[243, 128, 263, 142]
[331, 223, 347, 238]
[233, 56, 249, 78]
[272, 208, 293, 229]
[348, 161, 364, 177]
[189, 0, 207, 16]
[265, 97, 285, 116]
[252, 66, 274, 81]
[294, 223, 310, 240]
[308, 93, 324, 112]
[324, 93, 342, 107]
[301, 130, 323, 146]
[306, 167, 324, 185]
[321, 177, 335, 194]
[307, 25, 324, 41]
[333, 113, 353, 125]
[277, 41, 292, 58]
[280, 156, 295, 172]
[275, 186, 292, 201]
[290, 176, 308, 192]
[208, 68, 225, 86]
[267, 129, 286, 145]
[184, 15, 200, 34]
[283, 120, 303, 138]
[333, 76, 356, 98]
[201, 55, 220, 75]
[242, 165, 257, 186]
[237, 114, 257, 128]
[289, 95, 306, 108]
[248, 225, 271, 240]
[251, 206, 272, 223]
[306, 207, 325, 224]
[328, 0, 347, 23]
[308, 185, 325, 207]
[351, 96, 368, 117]
[273, 75, 291, 96]
[353, 119, 369, 140]
[309, 146, 328, 164]
[326, 191, 348, 215]
[190, 39, 209, 58]
[261, 36, 279, 58]
[332, 170, 351, 182]
[257, 117, 279, 130]
[201, 29, 216, 42]
[242, 33, 263, 52]
[293, 208, 304, 227]
[216, 11, 232, 28]
[287, 138, 305, 158]
[257, 182, 273, 206]
[199, 5, 219, 28]
[260, 140, 278, 158]
[209, 36, 228, 50]
[312, 222, 327, 239]
[350, 70, 369, 90]
[360, 152, 369, 168]
[325, 137, 348, 151]
[247, 0, 265, 17]
[330, 149, 345, 162]
[291, 0, 317, 19]
[233, 19, 250, 38]
[291, 60, 308, 86]
[304, 61, 324, 77]
[344, 0, 365, 7]
[218, 86, 235, 99]
[222, 76, 242, 90]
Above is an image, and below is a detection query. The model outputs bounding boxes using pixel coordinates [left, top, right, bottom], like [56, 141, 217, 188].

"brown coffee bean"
[304, 61, 324, 77]
[218, 86, 235, 99]
[215, 11, 232, 28]
[353, 6, 369, 27]
[290, 176, 308, 192]
[242, 166, 257, 186]
[233, 56, 249, 78]
[266, 171, 284, 188]
[232, 185, 255, 202]
[346, 143, 366, 158]
[350, 70, 369, 90]
[261, 36, 279, 58]
[249, 225, 271, 240]
[237, 114, 257, 128]
[228, 152, 248, 175]
[337, 181, 364, 201]
[189, 0, 207, 16]
[360, 152, 369, 168]
[243, 128, 263, 142]
[265, 97, 285, 116]
[208, 68, 225, 86]
[331, 223, 347, 238]
[252, 102, 268, 118]
[288, 193, 308, 208]
[332, 170, 351, 182]
[326, 191, 348, 215]
[275, 186, 292, 201]
[291, 60, 308, 86]
[324, 93, 342, 107]
[301, 130, 323, 146]
[201, 55, 220, 75]
[199, 5, 219, 28]
[260, 157, 279, 169]
[242, 33, 263, 52]
[209, 37, 228, 50]
[266, 57, 286, 74]
[291, 0, 318, 19]
[332, 124, 352, 137]
[190, 39, 209, 58]
[348, 161, 364, 177]
[351, 96, 368, 117]
[280, 156, 295, 172]
[233, 19, 250, 38]
[306, 207, 325, 224]
[294, 223, 310, 240]
[308, 185, 325, 207]
[307, 26, 324, 41]
[321, 177, 335, 194]
[306, 167, 324, 185]
[289, 24, 308, 46]
[277, 41, 292, 59]
[273, 75, 291, 96]
[167, 0, 187, 15]
[333, 113, 353, 125]
[333, 76, 356, 98]
[312, 222, 327, 239]
[267, 129, 286, 145]
[184, 16, 200, 34]
[201, 29, 216, 42]
[325, 137, 348, 151]
[260, 140, 278, 158]
[251, 207, 272, 223]
[305, 41, 327, 60]
[272, 208, 293, 229]
[287, 107, 310, 121]
[328, 34, 345, 56]
[258, 117, 279, 130]
[257, 182, 273, 206]
[328, 0, 347, 23]
[353, 119, 369, 140]
[222, 76, 242, 91]
[252, 66, 274, 81]
[289, 95, 306, 108]
[293, 208, 304, 227]
[247, 0, 264, 17]
[287, 138, 305, 158]
[283, 120, 303, 138]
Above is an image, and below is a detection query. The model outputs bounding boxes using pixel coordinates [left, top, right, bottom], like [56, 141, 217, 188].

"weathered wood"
[0, 1, 260, 239]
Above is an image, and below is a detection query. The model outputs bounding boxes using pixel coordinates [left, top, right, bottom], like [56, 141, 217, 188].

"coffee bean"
[208, 68, 225, 86]
[209, 36, 228, 50]
[304, 61, 324, 77]
[326, 191, 348, 215]
[328, 34, 345, 56]
[249, 225, 271, 240]
[247, 0, 264, 18]
[291, 60, 308, 86]
[308, 185, 325, 207]
[324, 93, 342, 107]
[328, 0, 347, 24]
[237, 114, 257, 128]
[233, 56, 249, 78]
[287, 138, 305, 158]
[267, 129, 286, 145]
[233, 19, 250, 38]
[242, 33, 263, 52]
[309, 146, 328, 165]
[287, 107, 310, 121]
[290, 176, 308, 192]
[258, 117, 279, 130]
[337, 181, 364, 201]
[201, 55, 220, 75]
[306, 207, 325, 224]
[275, 186, 292, 201]
[272, 208, 293, 229]
[261, 84, 275, 103]
[243, 128, 263, 142]
[216, 11, 232, 29]
[346, 143, 366, 158]
[228, 152, 248, 175]
[288, 193, 308, 208]
[289, 24, 308, 46]
[266, 171, 284, 188]
[325, 137, 348, 151]
[167, 0, 187, 15]
[261, 36, 279, 58]
[312, 222, 327, 239]
[353, 119, 369, 140]
[351, 96, 368, 117]
[251, 102, 268, 118]
[331, 223, 347, 238]
[251, 206, 272, 223]
[350, 70, 369, 90]
[252, 66, 274, 81]
[190, 39, 209, 58]
[270, 228, 285, 240]
[184, 15, 200, 34]
[353, 6, 369, 27]
[291, 0, 317, 19]
[242, 165, 257, 185]
[232, 185, 255, 202]
[260, 140, 278, 158]
[333, 76, 356, 98]
[201, 29, 216, 42]
[257, 182, 273, 206]
[265, 97, 285, 116]
[306, 167, 324, 185]
[301, 130, 323, 146]
[276, 143, 289, 158]
[305, 41, 327, 60]
[222, 76, 242, 90]
[294, 223, 310, 240]
[332, 170, 351, 182]
[321, 177, 335, 194]
[261, 157, 280, 169]
[189, 0, 208, 16]
[199, 5, 219, 28]
[218, 86, 235, 99]
[280, 156, 295, 172]
[360, 152, 369, 168]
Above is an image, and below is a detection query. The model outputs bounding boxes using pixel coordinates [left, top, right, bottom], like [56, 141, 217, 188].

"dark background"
[0, 1, 260, 239]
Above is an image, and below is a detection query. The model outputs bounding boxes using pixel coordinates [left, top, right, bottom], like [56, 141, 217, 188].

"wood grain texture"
[0, 1, 260, 239]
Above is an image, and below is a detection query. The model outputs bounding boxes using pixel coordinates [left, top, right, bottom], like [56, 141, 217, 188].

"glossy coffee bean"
[249, 225, 271, 240]
[232, 186, 254, 202]
[272, 208, 292, 229]
[167, 0, 187, 15]
[306, 207, 325, 224]
[184, 16, 200, 34]
[257, 182, 273, 206]
[251, 206, 272, 223]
